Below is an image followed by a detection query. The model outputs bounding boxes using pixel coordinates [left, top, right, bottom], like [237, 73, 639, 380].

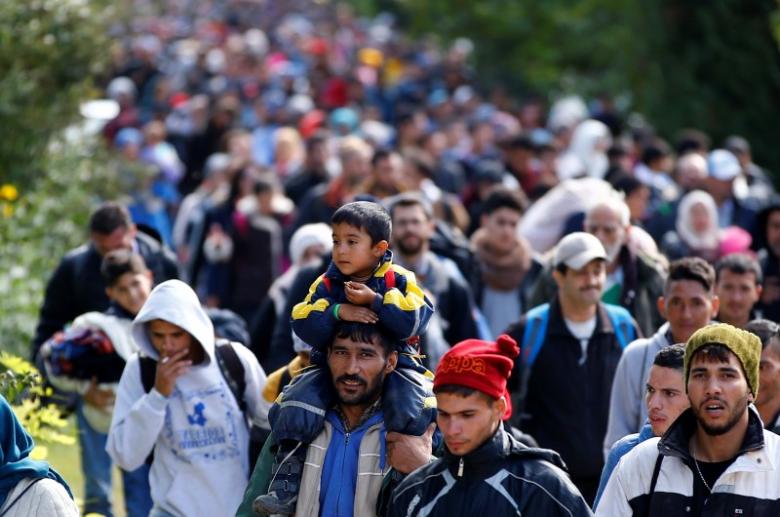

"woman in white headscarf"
[661, 190, 720, 262]
[556, 119, 612, 181]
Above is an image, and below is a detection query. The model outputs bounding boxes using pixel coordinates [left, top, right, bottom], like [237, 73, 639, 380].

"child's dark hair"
[331, 322, 397, 357]
[331, 201, 391, 244]
[101, 250, 149, 286]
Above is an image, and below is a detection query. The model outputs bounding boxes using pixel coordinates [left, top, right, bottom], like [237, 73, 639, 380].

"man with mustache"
[597, 324, 780, 516]
[505, 232, 641, 505]
[237, 323, 436, 517]
[529, 193, 667, 336]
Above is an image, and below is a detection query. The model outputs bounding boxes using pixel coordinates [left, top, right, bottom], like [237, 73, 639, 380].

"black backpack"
[138, 339, 268, 469]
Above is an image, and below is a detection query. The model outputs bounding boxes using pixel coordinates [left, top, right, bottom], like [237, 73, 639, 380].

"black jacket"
[405, 251, 480, 346]
[505, 298, 640, 480]
[387, 426, 593, 517]
[264, 255, 329, 372]
[32, 231, 178, 360]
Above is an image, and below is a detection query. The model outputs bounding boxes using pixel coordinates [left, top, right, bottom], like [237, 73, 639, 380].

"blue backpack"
[515, 303, 636, 419]
[520, 303, 636, 369]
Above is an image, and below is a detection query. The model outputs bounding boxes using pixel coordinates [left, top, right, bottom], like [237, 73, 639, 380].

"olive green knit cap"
[684, 323, 761, 397]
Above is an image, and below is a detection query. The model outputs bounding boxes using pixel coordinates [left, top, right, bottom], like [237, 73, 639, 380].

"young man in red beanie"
[386, 335, 593, 517]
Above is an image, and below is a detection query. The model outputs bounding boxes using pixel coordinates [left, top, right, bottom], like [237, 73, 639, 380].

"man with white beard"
[528, 194, 666, 336]
[582, 195, 667, 336]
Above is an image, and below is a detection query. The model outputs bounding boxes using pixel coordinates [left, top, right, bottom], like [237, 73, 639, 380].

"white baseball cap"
[708, 149, 741, 182]
[554, 232, 608, 270]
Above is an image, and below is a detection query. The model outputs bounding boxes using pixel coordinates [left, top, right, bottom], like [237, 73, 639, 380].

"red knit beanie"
[434, 334, 520, 420]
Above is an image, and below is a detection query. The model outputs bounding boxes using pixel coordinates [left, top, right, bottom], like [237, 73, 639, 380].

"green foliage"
[0, 352, 75, 456]
[630, 0, 780, 176]
[0, 0, 115, 188]
[368, 0, 780, 176]
[371, 0, 639, 95]
[0, 140, 122, 358]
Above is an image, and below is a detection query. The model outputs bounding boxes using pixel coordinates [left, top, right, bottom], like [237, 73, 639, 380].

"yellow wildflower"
[0, 184, 19, 202]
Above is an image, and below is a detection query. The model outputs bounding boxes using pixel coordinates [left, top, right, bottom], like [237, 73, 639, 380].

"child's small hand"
[337, 303, 379, 324]
[344, 282, 377, 306]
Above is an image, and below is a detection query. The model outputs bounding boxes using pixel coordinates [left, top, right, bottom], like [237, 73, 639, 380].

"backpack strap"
[520, 303, 551, 369]
[384, 268, 396, 290]
[214, 339, 247, 413]
[137, 356, 158, 466]
[515, 304, 551, 421]
[603, 304, 637, 350]
[279, 367, 293, 393]
[0, 477, 45, 516]
[139, 356, 157, 393]
[644, 453, 664, 517]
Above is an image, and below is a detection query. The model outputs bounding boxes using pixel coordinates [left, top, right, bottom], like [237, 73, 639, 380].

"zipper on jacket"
[345, 431, 350, 445]
[457, 458, 464, 477]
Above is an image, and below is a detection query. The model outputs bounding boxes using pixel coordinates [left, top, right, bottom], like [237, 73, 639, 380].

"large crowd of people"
[9, 1, 780, 516]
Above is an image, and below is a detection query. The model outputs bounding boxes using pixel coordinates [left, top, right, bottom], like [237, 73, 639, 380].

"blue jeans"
[77, 401, 113, 516]
[76, 400, 153, 517]
[122, 462, 153, 517]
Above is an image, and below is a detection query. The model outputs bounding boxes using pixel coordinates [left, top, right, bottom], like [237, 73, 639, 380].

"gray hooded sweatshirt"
[603, 322, 672, 457]
[106, 280, 270, 517]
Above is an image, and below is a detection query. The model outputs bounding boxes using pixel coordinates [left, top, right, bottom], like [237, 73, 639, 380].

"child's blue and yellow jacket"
[291, 250, 434, 349]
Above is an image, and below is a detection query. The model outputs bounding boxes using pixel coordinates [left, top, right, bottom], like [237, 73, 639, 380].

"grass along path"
[44, 416, 126, 517]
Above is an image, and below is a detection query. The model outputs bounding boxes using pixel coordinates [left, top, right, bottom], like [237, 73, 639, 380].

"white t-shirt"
[564, 316, 597, 366]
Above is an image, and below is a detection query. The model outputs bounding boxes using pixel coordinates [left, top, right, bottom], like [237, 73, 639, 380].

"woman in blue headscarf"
[0, 395, 78, 516]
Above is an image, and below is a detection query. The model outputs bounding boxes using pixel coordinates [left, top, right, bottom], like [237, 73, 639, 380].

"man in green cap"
[597, 323, 780, 516]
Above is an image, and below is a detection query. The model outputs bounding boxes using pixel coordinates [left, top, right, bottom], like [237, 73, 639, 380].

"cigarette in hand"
[161, 356, 170, 364]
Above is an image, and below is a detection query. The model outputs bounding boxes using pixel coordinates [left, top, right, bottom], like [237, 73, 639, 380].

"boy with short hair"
[41, 250, 154, 517]
[255, 201, 435, 515]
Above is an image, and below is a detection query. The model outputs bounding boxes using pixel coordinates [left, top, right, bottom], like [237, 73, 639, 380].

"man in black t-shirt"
[598, 324, 780, 516]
